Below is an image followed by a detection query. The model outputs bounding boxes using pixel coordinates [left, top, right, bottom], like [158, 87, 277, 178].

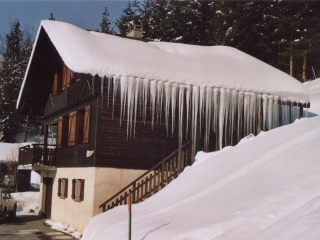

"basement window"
[72, 179, 85, 202]
[58, 178, 68, 199]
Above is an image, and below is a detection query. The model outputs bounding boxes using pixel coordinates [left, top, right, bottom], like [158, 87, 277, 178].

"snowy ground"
[12, 192, 39, 215]
[82, 79, 320, 240]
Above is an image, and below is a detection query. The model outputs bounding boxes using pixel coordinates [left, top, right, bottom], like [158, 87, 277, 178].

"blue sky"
[0, 1, 127, 37]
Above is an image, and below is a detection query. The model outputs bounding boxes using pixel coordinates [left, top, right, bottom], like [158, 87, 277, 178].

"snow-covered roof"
[17, 20, 309, 108]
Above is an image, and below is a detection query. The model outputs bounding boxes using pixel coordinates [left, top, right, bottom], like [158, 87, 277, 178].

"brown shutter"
[83, 106, 91, 143]
[53, 72, 58, 95]
[57, 117, 63, 148]
[80, 179, 85, 201]
[71, 179, 76, 200]
[58, 178, 61, 197]
[68, 111, 77, 146]
[66, 66, 71, 87]
[64, 178, 68, 198]
[62, 65, 67, 90]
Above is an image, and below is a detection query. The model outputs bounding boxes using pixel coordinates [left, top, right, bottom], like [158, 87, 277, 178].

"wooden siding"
[43, 98, 98, 168]
[95, 84, 180, 170]
[44, 74, 100, 117]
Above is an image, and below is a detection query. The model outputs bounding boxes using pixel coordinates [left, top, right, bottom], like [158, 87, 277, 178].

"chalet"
[17, 20, 310, 232]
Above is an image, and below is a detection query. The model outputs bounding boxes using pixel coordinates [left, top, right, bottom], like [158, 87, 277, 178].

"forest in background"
[0, 0, 319, 142]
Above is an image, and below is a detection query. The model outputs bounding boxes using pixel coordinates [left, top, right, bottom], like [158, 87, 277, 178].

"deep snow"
[83, 116, 320, 240]
[12, 192, 39, 215]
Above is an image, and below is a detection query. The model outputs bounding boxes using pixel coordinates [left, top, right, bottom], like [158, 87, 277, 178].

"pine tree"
[0, 21, 34, 142]
[116, 0, 141, 35]
[100, 7, 115, 34]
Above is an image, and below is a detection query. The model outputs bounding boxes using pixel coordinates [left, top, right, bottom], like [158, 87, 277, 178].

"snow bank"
[45, 220, 82, 239]
[12, 192, 39, 215]
[83, 116, 320, 240]
[18, 20, 309, 108]
[0, 143, 20, 161]
[304, 78, 320, 115]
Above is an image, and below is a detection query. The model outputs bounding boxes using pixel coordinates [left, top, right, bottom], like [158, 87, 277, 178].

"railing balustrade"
[18, 144, 56, 167]
[100, 141, 192, 212]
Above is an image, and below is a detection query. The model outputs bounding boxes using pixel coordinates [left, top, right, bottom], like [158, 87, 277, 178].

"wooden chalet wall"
[95, 83, 180, 170]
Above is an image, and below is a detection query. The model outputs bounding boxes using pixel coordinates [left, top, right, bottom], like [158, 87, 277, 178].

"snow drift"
[83, 115, 320, 240]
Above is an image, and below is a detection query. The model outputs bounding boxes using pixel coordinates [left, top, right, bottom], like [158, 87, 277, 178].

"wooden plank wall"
[96, 83, 180, 170]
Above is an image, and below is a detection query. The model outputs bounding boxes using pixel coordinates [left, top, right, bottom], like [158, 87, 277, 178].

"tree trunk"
[302, 54, 307, 82]
[290, 42, 293, 77]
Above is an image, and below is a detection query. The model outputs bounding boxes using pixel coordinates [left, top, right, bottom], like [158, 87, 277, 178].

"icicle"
[185, 86, 191, 139]
[164, 82, 171, 136]
[262, 94, 268, 131]
[230, 90, 238, 145]
[224, 89, 231, 146]
[192, 86, 200, 155]
[204, 87, 212, 151]
[142, 79, 150, 125]
[213, 88, 219, 133]
[237, 91, 244, 142]
[273, 96, 279, 128]
[120, 76, 128, 126]
[149, 80, 157, 130]
[133, 78, 142, 137]
[156, 81, 164, 125]
[199, 86, 206, 137]
[243, 92, 250, 136]
[126, 77, 136, 138]
[112, 76, 119, 120]
[100, 77, 104, 111]
[178, 86, 185, 146]
[250, 92, 256, 135]
[171, 84, 178, 137]
[107, 76, 111, 108]
[268, 95, 273, 130]
[256, 94, 262, 133]
[219, 88, 226, 149]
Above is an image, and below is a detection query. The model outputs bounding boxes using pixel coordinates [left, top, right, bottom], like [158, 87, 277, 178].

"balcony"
[18, 144, 57, 169]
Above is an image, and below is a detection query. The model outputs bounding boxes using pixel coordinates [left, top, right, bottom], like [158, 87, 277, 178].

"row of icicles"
[98, 75, 297, 155]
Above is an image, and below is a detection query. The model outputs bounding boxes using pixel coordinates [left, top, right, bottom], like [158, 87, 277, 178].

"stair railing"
[99, 141, 192, 212]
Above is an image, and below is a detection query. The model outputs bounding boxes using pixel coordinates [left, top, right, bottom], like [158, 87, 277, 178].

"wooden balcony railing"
[100, 141, 193, 212]
[18, 144, 56, 167]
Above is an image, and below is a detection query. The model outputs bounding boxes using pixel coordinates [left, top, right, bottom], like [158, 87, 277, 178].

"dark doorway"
[43, 177, 53, 219]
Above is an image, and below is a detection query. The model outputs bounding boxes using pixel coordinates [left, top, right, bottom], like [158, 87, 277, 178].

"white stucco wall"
[39, 167, 145, 232]
[93, 168, 146, 216]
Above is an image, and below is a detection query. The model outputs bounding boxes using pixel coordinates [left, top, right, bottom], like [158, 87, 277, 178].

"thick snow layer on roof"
[83, 115, 320, 240]
[21, 20, 309, 103]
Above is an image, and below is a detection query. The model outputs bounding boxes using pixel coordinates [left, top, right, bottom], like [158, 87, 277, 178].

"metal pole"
[128, 191, 132, 240]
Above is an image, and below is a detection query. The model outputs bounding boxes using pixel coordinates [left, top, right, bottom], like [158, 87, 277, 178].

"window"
[76, 105, 90, 144]
[57, 116, 69, 148]
[56, 105, 90, 148]
[53, 64, 72, 94]
[58, 178, 68, 199]
[72, 179, 85, 202]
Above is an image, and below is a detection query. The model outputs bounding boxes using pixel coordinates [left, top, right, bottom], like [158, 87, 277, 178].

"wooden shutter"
[64, 178, 68, 198]
[83, 106, 90, 143]
[71, 179, 76, 199]
[58, 178, 61, 197]
[68, 111, 77, 146]
[57, 117, 63, 148]
[80, 179, 85, 201]
[53, 72, 58, 95]
[62, 65, 67, 90]
[66, 66, 71, 87]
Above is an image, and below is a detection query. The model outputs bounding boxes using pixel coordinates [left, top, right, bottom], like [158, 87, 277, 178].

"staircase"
[99, 141, 193, 212]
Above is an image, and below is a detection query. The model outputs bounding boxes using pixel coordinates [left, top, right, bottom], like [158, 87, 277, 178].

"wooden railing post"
[43, 125, 48, 165]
